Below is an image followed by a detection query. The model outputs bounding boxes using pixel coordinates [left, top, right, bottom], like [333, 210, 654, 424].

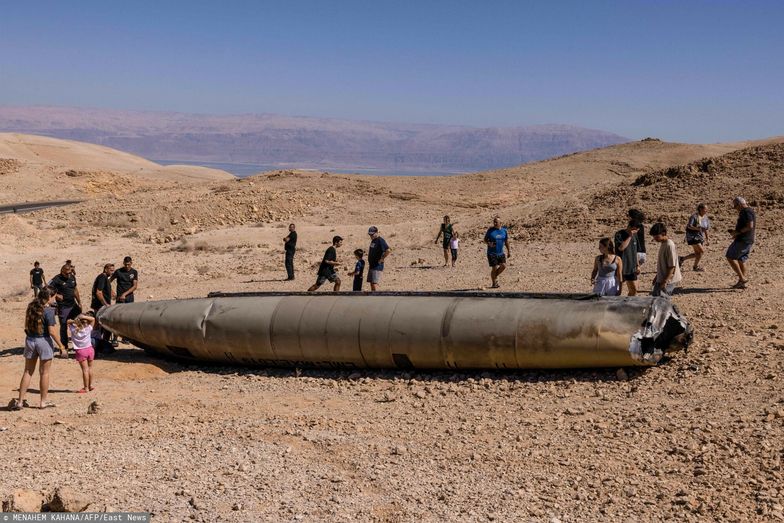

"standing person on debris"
[283, 223, 297, 281]
[614, 220, 642, 295]
[30, 261, 45, 298]
[50, 264, 81, 352]
[650, 223, 682, 298]
[308, 236, 343, 292]
[681, 203, 710, 272]
[348, 249, 366, 292]
[367, 226, 391, 292]
[726, 196, 756, 289]
[434, 215, 455, 267]
[111, 256, 139, 303]
[10, 288, 64, 410]
[484, 216, 511, 289]
[591, 238, 622, 296]
[629, 209, 647, 266]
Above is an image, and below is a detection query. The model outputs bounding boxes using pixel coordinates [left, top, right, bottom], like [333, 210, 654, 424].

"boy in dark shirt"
[348, 249, 366, 292]
[30, 261, 45, 298]
[111, 256, 139, 303]
[308, 236, 343, 292]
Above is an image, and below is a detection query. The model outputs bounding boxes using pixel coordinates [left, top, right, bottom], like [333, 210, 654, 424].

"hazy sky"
[1, 1, 782, 142]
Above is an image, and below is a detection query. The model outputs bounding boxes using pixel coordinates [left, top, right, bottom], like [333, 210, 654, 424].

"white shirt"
[69, 324, 93, 350]
[450, 238, 459, 249]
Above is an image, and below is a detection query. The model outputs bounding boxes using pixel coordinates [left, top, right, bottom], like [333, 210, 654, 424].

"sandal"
[732, 280, 748, 289]
[8, 398, 22, 411]
[39, 401, 56, 409]
[693, 266, 705, 272]
[491, 283, 500, 289]
[88, 386, 96, 392]
[77, 388, 87, 394]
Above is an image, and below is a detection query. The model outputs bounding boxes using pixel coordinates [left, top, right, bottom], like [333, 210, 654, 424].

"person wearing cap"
[484, 216, 510, 288]
[649, 222, 682, 298]
[726, 196, 756, 289]
[308, 236, 343, 292]
[367, 226, 391, 292]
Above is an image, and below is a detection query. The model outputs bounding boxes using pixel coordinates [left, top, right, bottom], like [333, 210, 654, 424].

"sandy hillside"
[0, 136, 782, 522]
[0, 133, 233, 204]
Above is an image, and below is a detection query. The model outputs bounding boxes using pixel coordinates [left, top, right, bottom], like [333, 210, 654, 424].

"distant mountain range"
[0, 106, 628, 172]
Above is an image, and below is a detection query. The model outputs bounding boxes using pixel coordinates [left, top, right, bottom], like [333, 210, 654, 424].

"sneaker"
[8, 398, 22, 411]
[732, 280, 748, 289]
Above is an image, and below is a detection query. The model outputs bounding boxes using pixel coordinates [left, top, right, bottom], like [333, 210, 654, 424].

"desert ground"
[0, 132, 783, 521]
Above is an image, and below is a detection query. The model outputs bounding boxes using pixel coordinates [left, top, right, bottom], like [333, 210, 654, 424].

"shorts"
[74, 347, 95, 362]
[687, 238, 704, 246]
[726, 240, 753, 262]
[487, 253, 506, 267]
[622, 272, 638, 282]
[316, 272, 339, 286]
[450, 248, 458, 261]
[117, 294, 135, 304]
[651, 282, 676, 298]
[24, 336, 54, 361]
[367, 270, 383, 284]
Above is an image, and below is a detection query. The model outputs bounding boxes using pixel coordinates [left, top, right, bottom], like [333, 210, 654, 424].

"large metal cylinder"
[97, 292, 691, 370]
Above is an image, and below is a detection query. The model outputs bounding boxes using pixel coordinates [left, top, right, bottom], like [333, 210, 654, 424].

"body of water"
[154, 159, 464, 178]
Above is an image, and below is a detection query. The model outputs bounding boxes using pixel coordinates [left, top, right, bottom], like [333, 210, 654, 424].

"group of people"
[285, 215, 515, 292]
[591, 197, 756, 297]
[10, 257, 140, 410]
[305, 226, 391, 293]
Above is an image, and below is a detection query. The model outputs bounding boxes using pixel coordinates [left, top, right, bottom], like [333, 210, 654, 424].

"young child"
[449, 232, 459, 268]
[67, 314, 96, 393]
[348, 249, 366, 291]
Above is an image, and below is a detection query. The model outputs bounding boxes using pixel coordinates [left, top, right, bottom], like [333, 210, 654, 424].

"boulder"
[2, 489, 45, 512]
[46, 487, 92, 512]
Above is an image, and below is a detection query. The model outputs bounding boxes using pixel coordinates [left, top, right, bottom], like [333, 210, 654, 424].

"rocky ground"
[0, 135, 782, 521]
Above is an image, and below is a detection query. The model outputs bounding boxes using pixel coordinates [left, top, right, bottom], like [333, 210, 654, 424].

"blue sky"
[1, 0, 782, 142]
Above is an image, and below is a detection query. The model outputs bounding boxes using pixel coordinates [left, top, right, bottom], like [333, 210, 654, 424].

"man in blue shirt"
[367, 226, 391, 292]
[484, 216, 511, 289]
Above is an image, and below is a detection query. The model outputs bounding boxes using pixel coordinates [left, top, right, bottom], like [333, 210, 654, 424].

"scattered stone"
[2, 489, 45, 512]
[46, 487, 92, 512]
[87, 401, 100, 414]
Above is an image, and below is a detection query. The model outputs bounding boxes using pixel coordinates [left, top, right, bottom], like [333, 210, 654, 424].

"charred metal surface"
[98, 292, 692, 370]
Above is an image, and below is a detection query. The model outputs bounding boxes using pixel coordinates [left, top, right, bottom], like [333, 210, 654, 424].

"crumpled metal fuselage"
[97, 292, 692, 370]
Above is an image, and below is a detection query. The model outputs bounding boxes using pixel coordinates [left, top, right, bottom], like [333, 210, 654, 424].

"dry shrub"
[196, 265, 210, 275]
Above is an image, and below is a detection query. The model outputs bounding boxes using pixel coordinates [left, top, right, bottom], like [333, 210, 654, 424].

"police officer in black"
[283, 223, 297, 280]
[50, 264, 82, 350]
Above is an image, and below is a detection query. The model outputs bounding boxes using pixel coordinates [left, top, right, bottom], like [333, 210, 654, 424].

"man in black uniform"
[111, 256, 139, 303]
[283, 223, 297, 280]
[308, 236, 343, 292]
[30, 261, 46, 298]
[91, 263, 115, 353]
[91, 263, 115, 311]
[50, 264, 82, 351]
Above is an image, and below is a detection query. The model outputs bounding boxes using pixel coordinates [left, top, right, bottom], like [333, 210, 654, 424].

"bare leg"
[370, 282, 378, 292]
[88, 360, 94, 390]
[626, 280, 638, 296]
[18, 357, 38, 403]
[79, 359, 90, 390]
[333, 279, 341, 292]
[738, 260, 748, 281]
[307, 283, 320, 292]
[490, 267, 498, 286]
[443, 248, 449, 266]
[39, 359, 52, 407]
[727, 258, 745, 282]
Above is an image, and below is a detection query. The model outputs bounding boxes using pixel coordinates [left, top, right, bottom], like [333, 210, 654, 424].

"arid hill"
[0, 133, 233, 204]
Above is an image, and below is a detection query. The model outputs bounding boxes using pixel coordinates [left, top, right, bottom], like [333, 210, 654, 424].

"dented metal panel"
[97, 292, 691, 370]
